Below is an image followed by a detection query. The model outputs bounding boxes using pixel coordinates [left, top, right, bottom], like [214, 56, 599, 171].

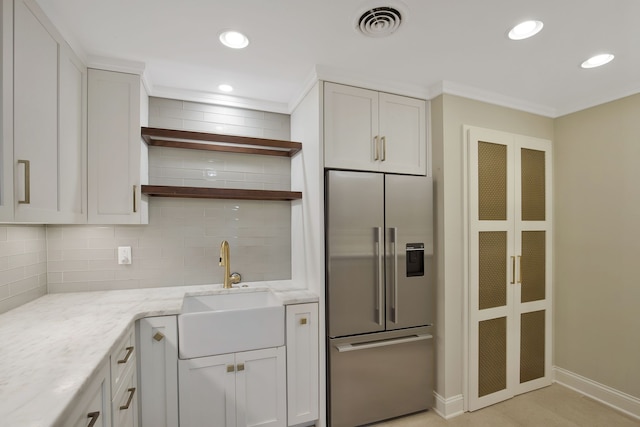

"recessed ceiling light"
[581, 53, 615, 69]
[219, 30, 249, 49]
[218, 84, 233, 92]
[508, 20, 544, 40]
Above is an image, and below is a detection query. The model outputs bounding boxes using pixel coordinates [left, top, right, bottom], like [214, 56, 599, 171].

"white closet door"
[466, 126, 552, 411]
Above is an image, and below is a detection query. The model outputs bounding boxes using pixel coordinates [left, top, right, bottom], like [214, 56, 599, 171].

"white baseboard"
[433, 392, 464, 419]
[553, 366, 640, 420]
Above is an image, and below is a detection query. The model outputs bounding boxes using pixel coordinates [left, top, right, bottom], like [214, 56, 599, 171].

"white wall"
[554, 93, 640, 400]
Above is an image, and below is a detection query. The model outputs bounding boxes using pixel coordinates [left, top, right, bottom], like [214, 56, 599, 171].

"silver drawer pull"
[117, 346, 134, 364]
[17, 160, 30, 204]
[87, 411, 100, 427]
[119, 387, 136, 410]
[335, 334, 432, 353]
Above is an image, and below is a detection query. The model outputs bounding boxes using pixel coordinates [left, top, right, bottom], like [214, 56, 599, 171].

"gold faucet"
[219, 240, 241, 288]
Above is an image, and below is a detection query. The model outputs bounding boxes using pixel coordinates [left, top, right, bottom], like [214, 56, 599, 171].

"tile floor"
[373, 384, 640, 426]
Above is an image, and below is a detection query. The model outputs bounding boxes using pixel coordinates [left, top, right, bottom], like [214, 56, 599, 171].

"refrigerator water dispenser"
[406, 243, 424, 277]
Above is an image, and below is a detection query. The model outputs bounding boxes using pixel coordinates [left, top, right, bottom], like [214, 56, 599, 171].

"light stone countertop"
[0, 281, 318, 427]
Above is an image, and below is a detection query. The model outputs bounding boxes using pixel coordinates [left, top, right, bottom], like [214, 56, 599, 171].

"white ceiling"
[36, 0, 640, 117]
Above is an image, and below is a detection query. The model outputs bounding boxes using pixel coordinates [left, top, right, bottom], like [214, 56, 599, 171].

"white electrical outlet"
[118, 246, 132, 265]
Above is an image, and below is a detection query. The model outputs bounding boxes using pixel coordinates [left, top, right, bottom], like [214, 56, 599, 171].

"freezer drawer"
[328, 327, 434, 427]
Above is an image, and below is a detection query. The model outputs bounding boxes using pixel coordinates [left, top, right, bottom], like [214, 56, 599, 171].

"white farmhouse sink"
[178, 290, 284, 359]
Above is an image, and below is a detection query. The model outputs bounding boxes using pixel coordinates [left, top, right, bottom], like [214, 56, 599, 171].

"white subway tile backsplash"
[152, 97, 184, 110]
[9, 276, 40, 295]
[62, 248, 115, 261]
[159, 107, 204, 121]
[182, 102, 266, 119]
[63, 270, 115, 283]
[47, 260, 89, 273]
[0, 100, 294, 308]
[8, 253, 40, 269]
[150, 116, 183, 130]
[202, 112, 246, 127]
[0, 241, 26, 258]
[0, 225, 47, 314]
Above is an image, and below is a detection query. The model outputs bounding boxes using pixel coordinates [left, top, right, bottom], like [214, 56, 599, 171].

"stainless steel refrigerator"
[326, 170, 434, 427]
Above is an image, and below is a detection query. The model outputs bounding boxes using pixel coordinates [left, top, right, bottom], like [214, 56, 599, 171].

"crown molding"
[429, 80, 558, 118]
[313, 64, 431, 100]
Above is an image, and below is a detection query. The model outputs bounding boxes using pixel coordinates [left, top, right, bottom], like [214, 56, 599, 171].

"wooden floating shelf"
[141, 127, 302, 157]
[142, 185, 302, 201]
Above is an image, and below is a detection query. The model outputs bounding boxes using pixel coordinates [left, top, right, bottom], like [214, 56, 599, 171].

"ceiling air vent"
[357, 6, 402, 37]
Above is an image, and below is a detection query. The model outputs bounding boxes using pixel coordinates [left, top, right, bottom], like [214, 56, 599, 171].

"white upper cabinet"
[2, 0, 86, 223]
[88, 68, 148, 224]
[323, 82, 427, 175]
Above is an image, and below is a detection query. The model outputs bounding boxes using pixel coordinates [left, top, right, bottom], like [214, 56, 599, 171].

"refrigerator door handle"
[376, 227, 384, 326]
[335, 334, 433, 352]
[391, 227, 399, 323]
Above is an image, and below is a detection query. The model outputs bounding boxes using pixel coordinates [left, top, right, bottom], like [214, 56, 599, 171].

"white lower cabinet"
[285, 303, 319, 426]
[137, 316, 179, 427]
[179, 347, 287, 427]
[112, 360, 138, 427]
[66, 361, 111, 427]
[111, 325, 138, 427]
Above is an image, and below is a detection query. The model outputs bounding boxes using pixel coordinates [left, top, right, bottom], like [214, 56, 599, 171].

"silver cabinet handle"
[381, 136, 386, 161]
[119, 387, 136, 410]
[518, 255, 522, 284]
[391, 227, 398, 323]
[132, 185, 137, 213]
[17, 160, 30, 204]
[373, 135, 379, 160]
[117, 346, 134, 364]
[87, 411, 100, 427]
[336, 334, 433, 352]
[376, 227, 383, 326]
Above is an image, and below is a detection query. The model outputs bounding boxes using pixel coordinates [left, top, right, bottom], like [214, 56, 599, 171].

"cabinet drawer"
[110, 326, 136, 398]
[112, 358, 138, 427]
[66, 361, 111, 427]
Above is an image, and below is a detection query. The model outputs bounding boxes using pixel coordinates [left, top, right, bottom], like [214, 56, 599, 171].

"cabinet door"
[112, 360, 138, 427]
[324, 82, 380, 171]
[138, 316, 179, 427]
[236, 347, 286, 427]
[179, 354, 236, 427]
[13, 0, 59, 221]
[10, 0, 85, 223]
[88, 68, 144, 224]
[378, 92, 426, 175]
[58, 44, 87, 223]
[286, 304, 319, 425]
[0, 0, 14, 221]
[67, 362, 111, 427]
